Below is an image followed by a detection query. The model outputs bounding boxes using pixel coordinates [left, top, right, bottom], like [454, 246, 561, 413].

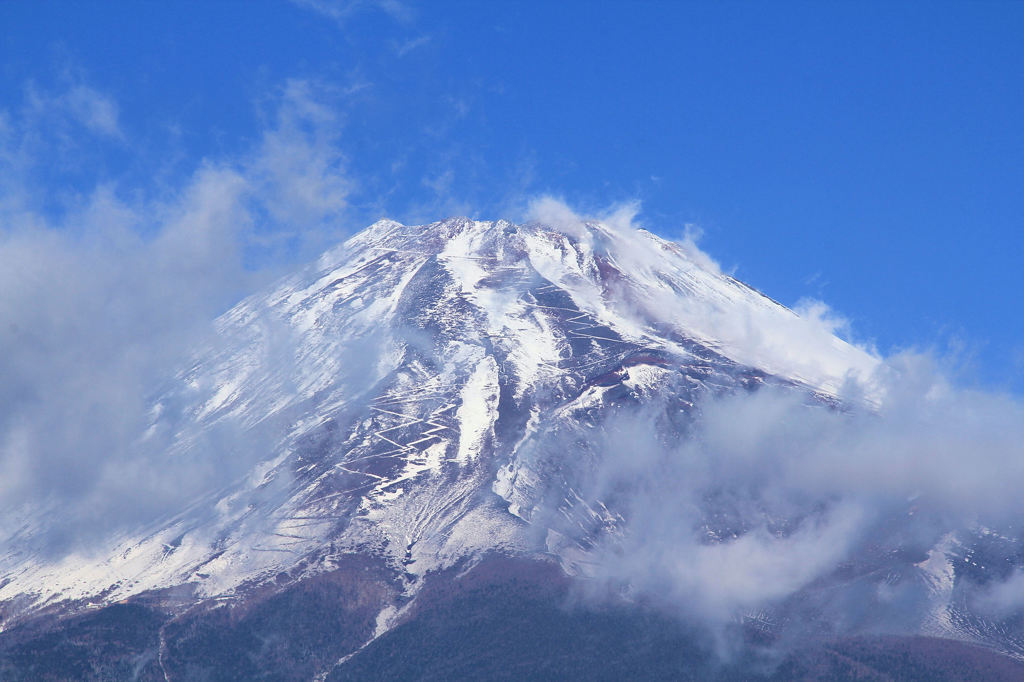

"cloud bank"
[582, 366, 1024, 600]
[0, 77, 352, 554]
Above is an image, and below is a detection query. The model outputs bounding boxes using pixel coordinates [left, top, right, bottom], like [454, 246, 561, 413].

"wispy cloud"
[292, 0, 412, 27]
[247, 79, 352, 242]
[395, 34, 431, 57]
[0, 77, 125, 202]
[23, 81, 124, 140]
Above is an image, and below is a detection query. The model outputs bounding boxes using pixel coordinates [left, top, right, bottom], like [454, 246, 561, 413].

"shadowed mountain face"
[1, 218, 1022, 678]
[4, 555, 1024, 681]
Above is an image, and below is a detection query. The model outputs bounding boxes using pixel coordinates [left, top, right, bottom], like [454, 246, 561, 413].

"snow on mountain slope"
[1, 216, 880, 625]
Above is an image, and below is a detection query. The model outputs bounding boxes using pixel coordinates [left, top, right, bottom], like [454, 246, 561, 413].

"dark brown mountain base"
[2, 555, 1022, 681]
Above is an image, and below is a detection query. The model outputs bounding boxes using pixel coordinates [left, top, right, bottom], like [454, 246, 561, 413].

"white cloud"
[523, 195, 593, 240]
[0, 80, 122, 157]
[64, 85, 122, 138]
[977, 570, 1024, 616]
[247, 79, 351, 231]
[564, 351, 1024, 634]
[0, 77, 354, 553]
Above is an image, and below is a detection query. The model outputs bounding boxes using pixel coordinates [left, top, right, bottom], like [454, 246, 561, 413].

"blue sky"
[2, 1, 1022, 391]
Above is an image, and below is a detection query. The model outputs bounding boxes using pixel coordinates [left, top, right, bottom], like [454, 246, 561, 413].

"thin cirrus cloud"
[291, 0, 413, 27]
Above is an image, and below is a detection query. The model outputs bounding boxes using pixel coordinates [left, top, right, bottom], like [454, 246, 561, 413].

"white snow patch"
[454, 356, 499, 464]
[916, 532, 958, 635]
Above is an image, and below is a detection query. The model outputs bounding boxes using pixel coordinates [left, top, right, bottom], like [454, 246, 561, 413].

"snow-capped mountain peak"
[1, 216, 875, 622]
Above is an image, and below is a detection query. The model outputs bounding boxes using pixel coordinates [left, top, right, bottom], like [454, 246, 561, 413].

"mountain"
[1, 217, 1022, 680]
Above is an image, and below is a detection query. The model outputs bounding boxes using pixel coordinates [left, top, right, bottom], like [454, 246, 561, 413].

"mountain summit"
[1, 218, 1021, 680]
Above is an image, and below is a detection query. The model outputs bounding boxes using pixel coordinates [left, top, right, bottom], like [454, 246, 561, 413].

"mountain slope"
[1, 217, 1019, 678]
[0, 217, 874, 611]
